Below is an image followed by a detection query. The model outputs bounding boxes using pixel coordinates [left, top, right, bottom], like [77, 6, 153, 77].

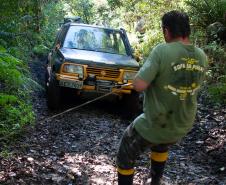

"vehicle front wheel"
[46, 77, 61, 110]
[121, 91, 142, 120]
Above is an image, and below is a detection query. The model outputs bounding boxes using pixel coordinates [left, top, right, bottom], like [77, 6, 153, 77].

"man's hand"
[133, 77, 150, 92]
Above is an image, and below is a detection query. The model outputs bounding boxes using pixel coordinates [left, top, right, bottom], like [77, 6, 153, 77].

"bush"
[0, 94, 34, 136]
[33, 44, 49, 57]
[202, 43, 226, 105]
[140, 30, 163, 58]
[131, 30, 163, 65]
[203, 43, 226, 82]
[186, 0, 226, 105]
[186, 0, 226, 28]
[0, 46, 35, 138]
[208, 82, 226, 104]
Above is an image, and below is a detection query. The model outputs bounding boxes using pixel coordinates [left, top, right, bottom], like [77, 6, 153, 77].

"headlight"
[123, 71, 137, 80]
[63, 64, 84, 78]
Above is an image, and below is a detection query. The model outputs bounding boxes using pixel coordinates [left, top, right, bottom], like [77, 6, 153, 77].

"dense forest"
[0, 0, 226, 184]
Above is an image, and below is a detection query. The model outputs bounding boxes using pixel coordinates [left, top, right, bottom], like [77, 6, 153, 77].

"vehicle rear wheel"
[121, 91, 142, 120]
[46, 76, 61, 110]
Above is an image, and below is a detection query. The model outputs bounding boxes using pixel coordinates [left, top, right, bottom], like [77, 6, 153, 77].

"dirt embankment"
[0, 57, 225, 185]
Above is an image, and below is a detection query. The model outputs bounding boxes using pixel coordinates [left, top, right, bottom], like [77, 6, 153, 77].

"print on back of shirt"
[164, 57, 205, 100]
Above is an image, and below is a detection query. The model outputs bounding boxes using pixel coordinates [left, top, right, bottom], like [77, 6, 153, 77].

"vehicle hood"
[59, 48, 139, 69]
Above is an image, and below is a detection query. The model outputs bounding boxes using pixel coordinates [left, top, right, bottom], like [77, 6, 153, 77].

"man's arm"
[133, 77, 150, 92]
[133, 45, 160, 92]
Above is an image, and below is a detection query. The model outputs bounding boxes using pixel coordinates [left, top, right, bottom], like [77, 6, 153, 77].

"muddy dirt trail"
[0, 57, 225, 185]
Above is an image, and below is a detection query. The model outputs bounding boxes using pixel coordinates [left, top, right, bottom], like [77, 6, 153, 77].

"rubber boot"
[118, 172, 133, 185]
[150, 150, 168, 185]
[150, 160, 166, 185]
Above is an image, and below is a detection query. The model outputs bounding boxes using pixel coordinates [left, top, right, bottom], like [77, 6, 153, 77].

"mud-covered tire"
[46, 77, 61, 110]
[121, 91, 142, 119]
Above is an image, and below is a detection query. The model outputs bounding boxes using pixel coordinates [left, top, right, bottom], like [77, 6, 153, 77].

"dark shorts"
[116, 123, 171, 169]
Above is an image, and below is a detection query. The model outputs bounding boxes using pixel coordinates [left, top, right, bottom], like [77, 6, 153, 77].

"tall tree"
[67, 0, 95, 24]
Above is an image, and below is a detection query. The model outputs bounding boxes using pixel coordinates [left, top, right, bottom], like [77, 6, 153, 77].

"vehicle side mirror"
[55, 43, 61, 50]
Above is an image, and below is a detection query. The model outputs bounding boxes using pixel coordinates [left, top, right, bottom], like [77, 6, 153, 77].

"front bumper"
[56, 73, 134, 94]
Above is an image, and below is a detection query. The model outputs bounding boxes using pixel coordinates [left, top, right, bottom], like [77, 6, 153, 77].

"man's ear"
[163, 28, 171, 42]
[164, 28, 170, 36]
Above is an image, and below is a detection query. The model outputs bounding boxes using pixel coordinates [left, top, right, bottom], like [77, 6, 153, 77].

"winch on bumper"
[55, 66, 135, 95]
[47, 64, 141, 119]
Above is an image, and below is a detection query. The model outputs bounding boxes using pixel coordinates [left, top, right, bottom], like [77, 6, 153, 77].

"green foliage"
[0, 0, 42, 140]
[204, 43, 226, 80]
[106, 0, 185, 61]
[0, 54, 24, 90]
[208, 83, 226, 104]
[0, 94, 17, 106]
[0, 147, 12, 158]
[185, 0, 226, 28]
[33, 44, 49, 57]
[0, 46, 7, 53]
[190, 28, 206, 47]
[68, 0, 95, 24]
[0, 39, 8, 48]
[138, 31, 164, 58]
[0, 1, 64, 140]
[40, 1, 66, 48]
[203, 43, 226, 104]
[0, 96, 34, 136]
[107, 0, 122, 9]
[8, 47, 26, 59]
[183, 0, 226, 105]
[0, 47, 34, 138]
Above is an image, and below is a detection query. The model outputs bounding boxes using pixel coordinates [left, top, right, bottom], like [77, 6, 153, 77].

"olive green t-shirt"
[134, 42, 208, 144]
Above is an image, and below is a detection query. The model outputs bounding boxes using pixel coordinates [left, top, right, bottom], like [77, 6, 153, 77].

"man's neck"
[168, 37, 190, 45]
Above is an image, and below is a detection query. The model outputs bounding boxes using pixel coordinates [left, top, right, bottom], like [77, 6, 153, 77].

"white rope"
[41, 83, 132, 123]
[0, 83, 132, 141]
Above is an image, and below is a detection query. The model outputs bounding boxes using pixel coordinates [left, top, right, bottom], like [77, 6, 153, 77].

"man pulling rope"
[116, 10, 208, 185]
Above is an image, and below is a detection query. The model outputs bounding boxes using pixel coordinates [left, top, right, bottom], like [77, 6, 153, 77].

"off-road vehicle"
[46, 22, 141, 116]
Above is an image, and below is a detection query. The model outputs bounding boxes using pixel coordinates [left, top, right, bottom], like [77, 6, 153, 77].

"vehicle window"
[63, 26, 127, 55]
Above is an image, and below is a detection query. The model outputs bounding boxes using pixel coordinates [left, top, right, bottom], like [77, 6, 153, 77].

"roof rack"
[64, 16, 83, 24]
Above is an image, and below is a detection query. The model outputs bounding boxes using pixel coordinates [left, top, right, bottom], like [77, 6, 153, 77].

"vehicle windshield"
[63, 26, 127, 55]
